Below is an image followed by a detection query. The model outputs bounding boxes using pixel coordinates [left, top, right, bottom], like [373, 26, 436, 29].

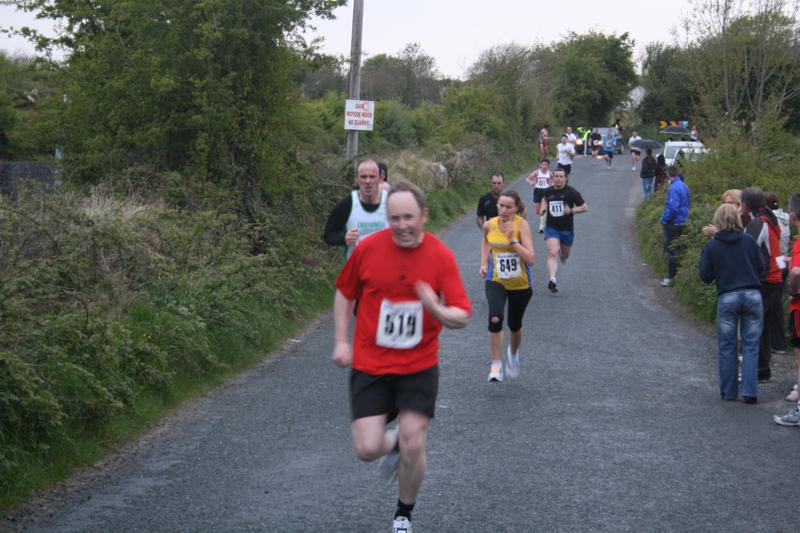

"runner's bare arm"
[525, 170, 537, 186]
[568, 202, 588, 215]
[480, 224, 490, 278]
[414, 281, 470, 329]
[332, 290, 355, 367]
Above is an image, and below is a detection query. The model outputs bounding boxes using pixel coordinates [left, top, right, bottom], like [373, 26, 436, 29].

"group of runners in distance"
[322, 147, 591, 532]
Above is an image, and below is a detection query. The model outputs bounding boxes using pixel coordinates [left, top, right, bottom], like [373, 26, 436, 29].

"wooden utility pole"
[346, 0, 364, 160]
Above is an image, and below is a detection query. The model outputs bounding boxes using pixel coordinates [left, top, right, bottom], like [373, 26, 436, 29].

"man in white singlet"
[323, 159, 388, 258]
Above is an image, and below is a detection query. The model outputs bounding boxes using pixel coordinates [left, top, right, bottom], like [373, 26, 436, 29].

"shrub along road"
[7, 156, 799, 532]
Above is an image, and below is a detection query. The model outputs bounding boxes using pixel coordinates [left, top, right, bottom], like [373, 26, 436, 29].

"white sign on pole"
[344, 99, 375, 131]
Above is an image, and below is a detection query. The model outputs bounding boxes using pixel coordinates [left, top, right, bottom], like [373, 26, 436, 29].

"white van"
[663, 140, 707, 167]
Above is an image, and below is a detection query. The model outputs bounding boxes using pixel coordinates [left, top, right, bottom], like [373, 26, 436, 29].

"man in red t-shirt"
[774, 193, 800, 426]
[332, 181, 472, 531]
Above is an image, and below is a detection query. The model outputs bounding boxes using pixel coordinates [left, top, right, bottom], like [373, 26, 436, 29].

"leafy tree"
[551, 32, 637, 125]
[686, 0, 800, 140]
[299, 54, 346, 99]
[361, 43, 441, 106]
[6, 0, 346, 211]
[468, 44, 540, 139]
[638, 43, 697, 126]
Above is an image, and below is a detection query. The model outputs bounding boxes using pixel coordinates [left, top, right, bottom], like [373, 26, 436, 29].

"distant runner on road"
[589, 128, 602, 162]
[555, 135, 576, 177]
[603, 129, 616, 169]
[480, 190, 535, 382]
[541, 169, 588, 293]
[323, 159, 388, 259]
[524, 159, 552, 234]
[332, 181, 472, 533]
[538, 125, 550, 160]
[628, 131, 642, 171]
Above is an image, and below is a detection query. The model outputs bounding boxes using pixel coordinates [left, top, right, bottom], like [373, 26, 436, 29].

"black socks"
[395, 499, 414, 520]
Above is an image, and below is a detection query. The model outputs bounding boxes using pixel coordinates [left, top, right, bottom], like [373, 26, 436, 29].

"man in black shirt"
[541, 169, 589, 293]
[475, 173, 505, 230]
[589, 128, 602, 162]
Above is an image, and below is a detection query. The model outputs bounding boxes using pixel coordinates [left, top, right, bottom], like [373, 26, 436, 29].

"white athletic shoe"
[505, 346, 520, 379]
[632, 165, 636, 171]
[392, 516, 412, 533]
[488, 360, 504, 382]
[660, 277, 673, 287]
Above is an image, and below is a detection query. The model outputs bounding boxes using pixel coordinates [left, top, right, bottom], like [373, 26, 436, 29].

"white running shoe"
[392, 516, 412, 533]
[505, 346, 520, 379]
[488, 360, 504, 382]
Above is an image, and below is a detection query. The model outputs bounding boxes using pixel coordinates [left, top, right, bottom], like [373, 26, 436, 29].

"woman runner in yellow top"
[480, 189, 535, 382]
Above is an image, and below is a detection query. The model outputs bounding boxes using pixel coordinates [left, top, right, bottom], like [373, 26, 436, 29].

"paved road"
[8, 156, 800, 532]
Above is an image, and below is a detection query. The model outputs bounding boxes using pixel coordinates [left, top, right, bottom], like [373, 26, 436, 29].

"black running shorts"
[350, 365, 439, 421]
[790, 310, 800, 348]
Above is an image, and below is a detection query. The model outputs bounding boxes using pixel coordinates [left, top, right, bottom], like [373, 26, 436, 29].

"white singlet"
[345, 190, 388, 258]
[533, 170, 552, 189]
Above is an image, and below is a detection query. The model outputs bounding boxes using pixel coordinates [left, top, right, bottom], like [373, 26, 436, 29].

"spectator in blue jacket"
[700, 203, 766, 403]
[660, 166, 690, 286]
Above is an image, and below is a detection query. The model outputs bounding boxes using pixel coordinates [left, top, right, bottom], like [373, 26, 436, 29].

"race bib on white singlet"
[495, 252, 521, 279]
[376, 300, 423, 349]
[549, 200, 565, 217]
[536, 174, 550, 188]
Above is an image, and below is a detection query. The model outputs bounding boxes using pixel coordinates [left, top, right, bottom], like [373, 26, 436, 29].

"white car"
[662, 140, 708, 167]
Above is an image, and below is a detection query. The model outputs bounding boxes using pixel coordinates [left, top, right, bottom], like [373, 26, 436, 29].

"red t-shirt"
[790, 238, 800, 312]
[335, 229, 472, 375]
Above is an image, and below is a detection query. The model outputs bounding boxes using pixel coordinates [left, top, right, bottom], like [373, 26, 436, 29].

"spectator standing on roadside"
[765, 192, 790, 356]
[660, 166, 690, 287]
[639, 148, 657, 201]
[476, 173, 505, 230]
[581, 128, 591, 156]
[324, 159, 388, 259]
[654, 154, 667, 193]
[773, 193, 800, 424]
[703, 189, 744, 238]
[699, 204, 766, 404]
[741, 187, 784, 383]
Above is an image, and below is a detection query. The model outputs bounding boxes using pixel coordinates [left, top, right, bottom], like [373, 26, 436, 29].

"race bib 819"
[375, 300, 423, 349]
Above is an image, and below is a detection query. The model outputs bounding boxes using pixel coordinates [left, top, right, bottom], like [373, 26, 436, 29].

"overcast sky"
[2, 1, 696, 77]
